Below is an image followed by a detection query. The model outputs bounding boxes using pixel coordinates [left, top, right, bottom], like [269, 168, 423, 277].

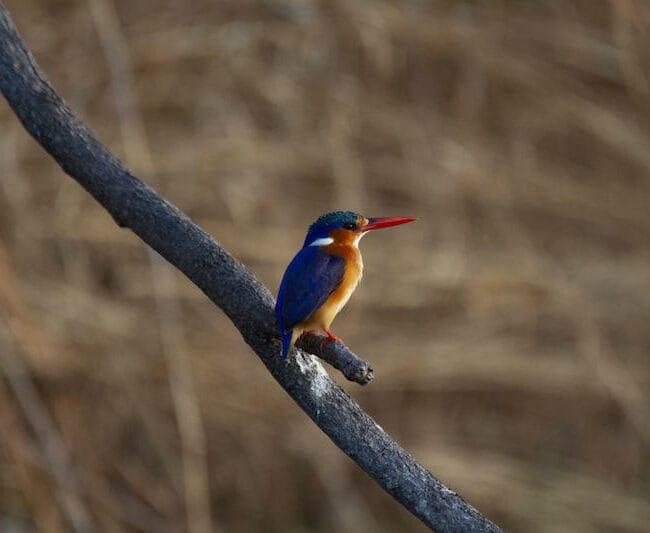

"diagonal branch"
[0, 3, 501, 531]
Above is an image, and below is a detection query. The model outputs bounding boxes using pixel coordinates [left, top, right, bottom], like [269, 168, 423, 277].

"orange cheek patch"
[328, 228, 359, 247]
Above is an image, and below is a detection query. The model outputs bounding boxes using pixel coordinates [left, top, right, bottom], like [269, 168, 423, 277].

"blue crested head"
[302, 211, 361, 247]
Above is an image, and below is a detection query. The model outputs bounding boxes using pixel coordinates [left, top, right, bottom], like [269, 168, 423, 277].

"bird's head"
[303, 211, 415, 248]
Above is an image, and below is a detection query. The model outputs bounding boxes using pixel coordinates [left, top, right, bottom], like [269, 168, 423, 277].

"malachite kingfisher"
[276, 211, 416, 359]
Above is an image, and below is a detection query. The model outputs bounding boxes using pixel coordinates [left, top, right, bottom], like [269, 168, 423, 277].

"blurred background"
[1, 0, 650, 531]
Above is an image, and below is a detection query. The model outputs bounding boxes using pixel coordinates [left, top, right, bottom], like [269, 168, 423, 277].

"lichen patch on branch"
[294, 352, 331, 400]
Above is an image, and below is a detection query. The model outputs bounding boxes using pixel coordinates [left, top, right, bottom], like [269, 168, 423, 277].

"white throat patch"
[308, 237, 334, 247]
[352, 232, 367, 248]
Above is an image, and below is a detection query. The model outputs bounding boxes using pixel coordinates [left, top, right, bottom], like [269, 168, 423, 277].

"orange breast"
[302, 242, 363, 330]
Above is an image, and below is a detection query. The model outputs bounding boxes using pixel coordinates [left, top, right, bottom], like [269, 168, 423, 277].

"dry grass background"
[1, 0, 649, 531]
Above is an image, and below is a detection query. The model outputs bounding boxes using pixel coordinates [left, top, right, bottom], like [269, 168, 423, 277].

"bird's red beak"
[362, 216, 416, 232]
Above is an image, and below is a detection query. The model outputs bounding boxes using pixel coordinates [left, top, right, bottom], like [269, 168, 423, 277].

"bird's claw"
[320, 330, 342, 350]
[299, 329, 342, 350]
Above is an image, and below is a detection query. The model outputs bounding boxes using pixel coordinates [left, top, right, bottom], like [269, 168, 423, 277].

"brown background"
[1, 1, 649, 531]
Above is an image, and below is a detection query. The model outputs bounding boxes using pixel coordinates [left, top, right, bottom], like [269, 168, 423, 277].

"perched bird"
[276, 211, 415, 359]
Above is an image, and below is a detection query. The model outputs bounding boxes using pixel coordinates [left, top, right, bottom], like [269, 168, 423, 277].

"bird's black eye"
[343, 222, 357, 230]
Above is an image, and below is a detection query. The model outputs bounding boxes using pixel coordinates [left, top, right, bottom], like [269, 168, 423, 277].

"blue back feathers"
[303, 211, 360, 247]
[276, 247, 345, 358]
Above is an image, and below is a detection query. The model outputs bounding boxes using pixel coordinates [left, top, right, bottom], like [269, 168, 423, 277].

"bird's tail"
[281, 330, 293, 359]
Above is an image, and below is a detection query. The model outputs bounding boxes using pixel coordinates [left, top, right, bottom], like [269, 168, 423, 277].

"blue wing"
[276, 246, 345, 358]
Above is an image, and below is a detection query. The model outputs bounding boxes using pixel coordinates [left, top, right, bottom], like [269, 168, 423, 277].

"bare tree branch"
[0, 3, 502, 531]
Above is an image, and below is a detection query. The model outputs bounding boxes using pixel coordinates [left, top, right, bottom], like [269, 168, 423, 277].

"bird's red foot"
[300, 329, 319, 340]
[320, 329, 343, 350]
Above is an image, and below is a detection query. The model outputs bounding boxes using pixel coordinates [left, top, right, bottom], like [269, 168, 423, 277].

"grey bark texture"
[0, 3, 502, 531]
